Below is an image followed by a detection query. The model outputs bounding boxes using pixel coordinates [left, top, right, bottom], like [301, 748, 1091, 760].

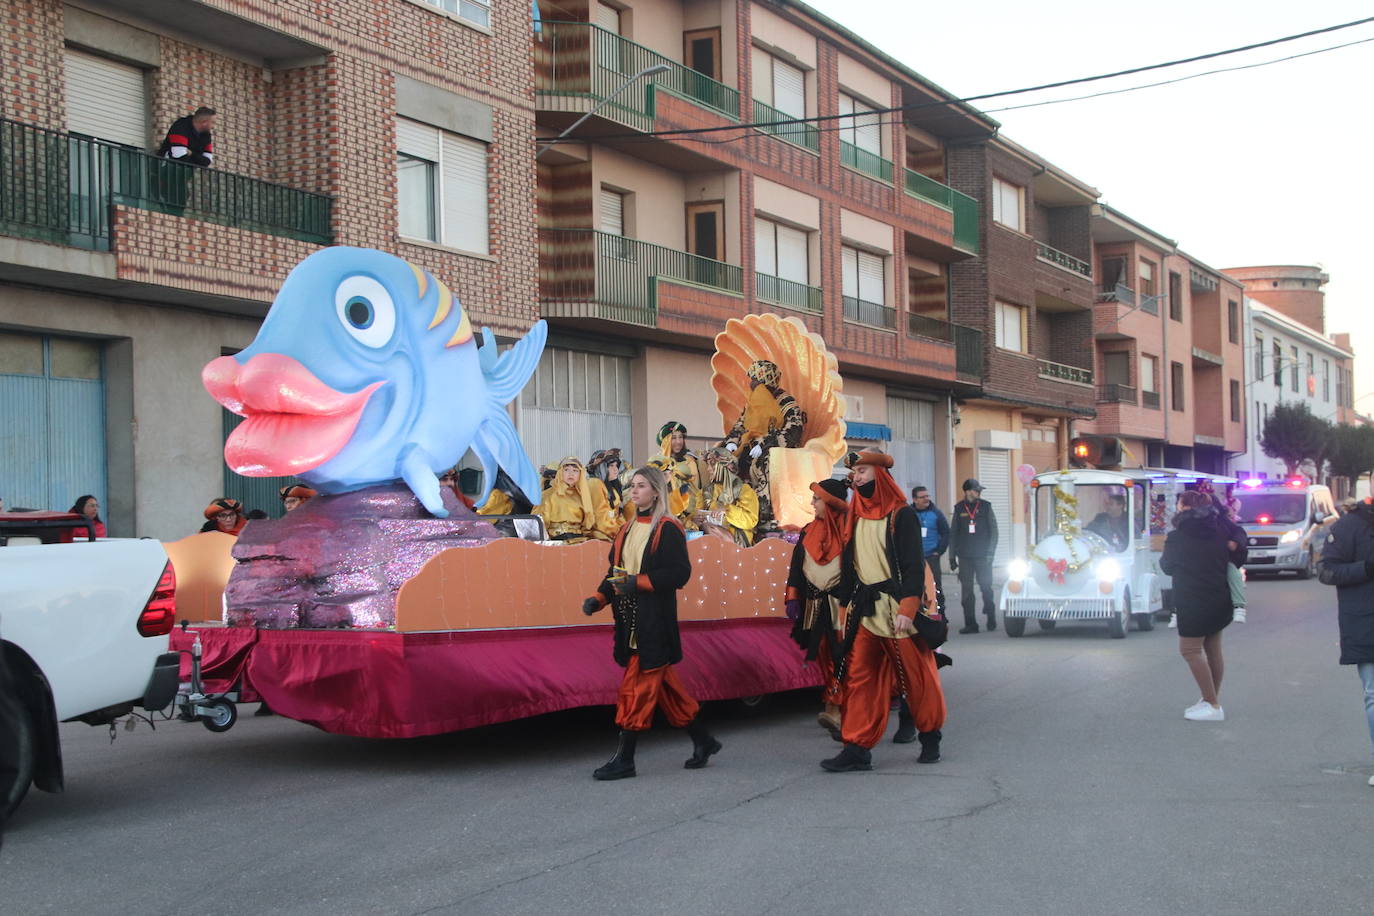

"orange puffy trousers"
[614, 655, 700, 731]
[840, 628, 945, 749]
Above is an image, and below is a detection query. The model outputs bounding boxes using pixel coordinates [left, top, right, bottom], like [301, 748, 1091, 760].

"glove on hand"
[749, 443, 763, 459]
[949, 558, 958, 572]
[582, 597, 601, 616]
[612, 577, 638, 597]
[784, 599, 802, 621]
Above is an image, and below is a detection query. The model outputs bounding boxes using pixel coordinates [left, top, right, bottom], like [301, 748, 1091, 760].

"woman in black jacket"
[1160, 490, 1242, 722]
[581, 465, 720, 780]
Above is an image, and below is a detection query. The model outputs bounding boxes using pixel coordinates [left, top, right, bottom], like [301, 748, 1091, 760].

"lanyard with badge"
[966, 500, 979, 535]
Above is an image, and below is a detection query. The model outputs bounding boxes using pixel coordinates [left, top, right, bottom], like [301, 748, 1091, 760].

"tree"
[1259, 402, 1331, 476]
[1326, 423, 1374, 485]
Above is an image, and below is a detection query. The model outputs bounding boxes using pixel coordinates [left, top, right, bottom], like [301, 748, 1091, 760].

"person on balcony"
[534, 457, 615, 543]
[721, 360, 806, 532]
[697, 447, 760, 547]
[656, 421, 704, 531]
[158, 107, 217, 167]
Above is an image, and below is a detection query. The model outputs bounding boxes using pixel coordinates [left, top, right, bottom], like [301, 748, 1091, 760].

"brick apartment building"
[532, 0, 998, 512]
[1077, 204, 1247, 473]
[0, 0, 537, 536]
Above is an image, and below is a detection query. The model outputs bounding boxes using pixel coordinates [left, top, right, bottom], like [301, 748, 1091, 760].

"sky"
[802, 0, 1374, 411]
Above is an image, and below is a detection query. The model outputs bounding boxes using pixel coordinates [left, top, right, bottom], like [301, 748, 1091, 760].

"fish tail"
[475, 410, 539, 506]
[482, 320, 547, 403]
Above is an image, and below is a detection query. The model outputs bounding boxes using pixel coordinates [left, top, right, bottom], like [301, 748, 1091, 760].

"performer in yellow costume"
[656, 421, 705, 531]
[697, 446, 760, 546]
[534, 457, 617, 542]
[722, 360, 805, 531]
[586, 447, 629, 536]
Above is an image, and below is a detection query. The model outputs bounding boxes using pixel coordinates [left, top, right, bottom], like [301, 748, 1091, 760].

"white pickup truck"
[1, 512, 181, 820]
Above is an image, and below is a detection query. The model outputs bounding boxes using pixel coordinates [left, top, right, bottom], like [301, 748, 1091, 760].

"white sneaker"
[1168, 613, 1178, 629]
[1184, 699, 1209, 715]
[1184, 702, 1224, 722]
[1368, 774, 1374, 787]
[1232, 607, 1247, 623]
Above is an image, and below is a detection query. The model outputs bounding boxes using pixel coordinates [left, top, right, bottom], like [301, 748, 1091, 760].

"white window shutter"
[64, 49, 146, 148]
[841, 247, 858, 299]
[440, 133, 488, 255]
[754, 218, 777, 276]
[772, 59, 804, 118]
[397, 118, 440, 161]
[858, 250, 883, 304]
[751, 47, 772, 105]
[599, 188, 624, 236]
[595, 2, 620, 33]
[776, 223, 807, 283]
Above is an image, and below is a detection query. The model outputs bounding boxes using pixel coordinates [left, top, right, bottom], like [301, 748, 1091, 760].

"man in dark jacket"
[156, 106, 216, 210]
[912, 485, 950, 603]
[1317, 498, 1374, 786]
[949, 478, 998, 633]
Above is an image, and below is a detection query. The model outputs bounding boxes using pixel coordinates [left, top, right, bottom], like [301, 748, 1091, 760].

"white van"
[1233, 478, 1337, 578]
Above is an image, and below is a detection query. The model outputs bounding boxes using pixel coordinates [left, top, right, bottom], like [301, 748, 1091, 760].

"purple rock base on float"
[223, 484, 501, 629]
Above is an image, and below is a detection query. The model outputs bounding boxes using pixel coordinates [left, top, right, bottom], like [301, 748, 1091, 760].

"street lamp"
[535, 62, 672, 159]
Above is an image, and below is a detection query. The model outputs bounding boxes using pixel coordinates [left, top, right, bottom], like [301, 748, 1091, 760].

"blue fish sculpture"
[203, 247, 546, 517]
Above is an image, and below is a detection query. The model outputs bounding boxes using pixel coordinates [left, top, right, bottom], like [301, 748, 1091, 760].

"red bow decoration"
[1046, 558, 1069, 585]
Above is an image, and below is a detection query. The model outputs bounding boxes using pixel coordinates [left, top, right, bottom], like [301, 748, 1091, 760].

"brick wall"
[150, 38, 273, 178]
[2, 0, 63, 126]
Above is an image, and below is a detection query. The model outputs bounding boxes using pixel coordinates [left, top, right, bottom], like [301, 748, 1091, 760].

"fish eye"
[334, 275, 396, 348]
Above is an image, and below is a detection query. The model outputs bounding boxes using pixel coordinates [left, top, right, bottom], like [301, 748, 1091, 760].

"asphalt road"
[2, 575, 1371, 915]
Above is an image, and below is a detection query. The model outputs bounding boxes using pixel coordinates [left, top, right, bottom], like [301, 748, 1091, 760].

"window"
[419, 0, 490, 29]
[64, 49, 147, 147]
[1253, 333, 1263, 383]
[1167, 271, 1182, 321]
[1170, 361, 1185, 411]
[686, 202, 724, 261]
[1230, 379, 1241, 422]
[1272, 340, 1282, 388]
[1227, 299, 1240, 344]
[1323, 359, 1331, 401]
[599, 187, 625, 236]
[1103, 351, 1130, 385]
[991, 177, 1023, 232]
[994, 301, 1026, 352]
[1256, 401, 1263, 441]
[1140, 355, 1158, 392]
[841, 245, 885, 304]
[684, 29, 722, 81]
[1139, 260, 1156, 298]
[837, 93, 882, 155]
[754, 217, 808, 284]
[396, 118, 488, 254]
[1289, 345, 1299, 392]
[752, 48, 805, 118]
[594, 1, 620, 33]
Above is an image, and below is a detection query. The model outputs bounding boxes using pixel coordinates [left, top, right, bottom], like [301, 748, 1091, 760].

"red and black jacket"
[158, 115, 214, 167]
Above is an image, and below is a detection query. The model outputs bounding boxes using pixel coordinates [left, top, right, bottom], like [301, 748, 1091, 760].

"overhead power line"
[536, 14, 1374, 146]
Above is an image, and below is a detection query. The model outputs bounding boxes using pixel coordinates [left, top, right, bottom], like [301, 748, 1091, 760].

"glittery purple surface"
[224, 484, 501, 629]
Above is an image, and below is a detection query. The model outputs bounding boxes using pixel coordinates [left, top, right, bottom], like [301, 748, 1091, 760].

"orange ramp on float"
[393, 535, 792, 632]
[161, 531, 237, 623]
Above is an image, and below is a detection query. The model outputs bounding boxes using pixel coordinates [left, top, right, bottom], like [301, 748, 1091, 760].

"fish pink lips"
[203, 353, 383, 476]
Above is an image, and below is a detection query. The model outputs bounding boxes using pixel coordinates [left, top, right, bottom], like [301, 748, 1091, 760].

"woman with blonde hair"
[697, 446, 760, 546]
[656, 421, 704, 529]
[581, 465, 720, 779]
[533, 457, 615, 542]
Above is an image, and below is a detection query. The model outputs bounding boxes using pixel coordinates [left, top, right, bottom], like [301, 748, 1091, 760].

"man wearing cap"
[950, 478, 999, 634]
[823, 450, 945, 772]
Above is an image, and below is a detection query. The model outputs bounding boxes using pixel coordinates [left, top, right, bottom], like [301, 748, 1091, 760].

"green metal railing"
[840, 140, 892, 183]
[539, 228, 742, 324]
[755, 272, 822, 313]
[903, 168, 979, 254]
[0, 118, 332, 250]
[751, 99, 819, 152]
[954, 323, 983, 379]
[842, 295, 895, 329]
[1038, 358, 1094, 385]
[536, 22, 740, 132]
[1035, 241, 1092, 278]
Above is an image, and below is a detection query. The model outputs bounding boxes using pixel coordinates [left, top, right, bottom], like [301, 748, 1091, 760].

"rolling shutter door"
[885, 396, 934, 497]
[595, 2, 621, 33]
[857, 249, 884, 304]
[440, 133, 487, 255]
[776, 223, 807, 284]
[976, 448, 1012, 564]
[600, 187, 624, 235]
[754, 219, 776, 276]
[397, 118, 440, 161]
[64, 49, 146, 147]
[772, 58, 805, 118]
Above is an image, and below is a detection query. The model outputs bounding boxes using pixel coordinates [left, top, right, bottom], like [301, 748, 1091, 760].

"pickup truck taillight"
[138, 561, 177, 637]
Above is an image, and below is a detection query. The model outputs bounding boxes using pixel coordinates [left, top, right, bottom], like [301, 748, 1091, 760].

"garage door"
[886, 396, 935, 497]
[519, 346, 633, 475]
[976, 447, 1012, 564]
[0, 332, 106, 515]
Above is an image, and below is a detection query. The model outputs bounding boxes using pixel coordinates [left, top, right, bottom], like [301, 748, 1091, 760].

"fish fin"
[475, 410, 539, 505]
[482, 320, 547, 404]
[399, 443, 449, 518]
[468, 437, 498, 509]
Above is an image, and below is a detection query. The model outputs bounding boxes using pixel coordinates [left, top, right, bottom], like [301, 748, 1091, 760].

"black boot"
[593, 730, 638, 780]
[892, 701, 916, 744]
[985, 615, 997, 632]
[917, 729, 942, 764]
[684, 719, 722, 769]
[821, 743, 873, 772]
[959, 621, 980, 634]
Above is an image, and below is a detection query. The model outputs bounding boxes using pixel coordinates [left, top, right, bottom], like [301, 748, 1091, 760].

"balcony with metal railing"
[755, 272, 822, 313]
[1035, 241, 1092, 278]
[752, 99, 819, 153]
[907, 313, 984, 380]
[1037, 358, 1094, 386]
[0, 118, 332, 251]
[840, 140, 892, 183]
[1094, 282, 1136, 307]
[539, 228, 742, 326]
[1096, 383, 1138, 404]
[535, 22, 740, 133]
[902, 168, 979, 254]
[843, 295, 896, 329]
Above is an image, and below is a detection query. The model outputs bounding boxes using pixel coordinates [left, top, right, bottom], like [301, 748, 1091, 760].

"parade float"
[170, 248, 847, 738]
